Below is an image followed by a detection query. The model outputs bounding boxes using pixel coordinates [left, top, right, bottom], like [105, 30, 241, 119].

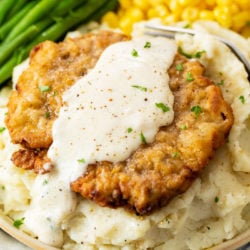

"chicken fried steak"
[70, 53, 233, 215]
[5, 31, 128, 173]
[6, 31, 233, 214]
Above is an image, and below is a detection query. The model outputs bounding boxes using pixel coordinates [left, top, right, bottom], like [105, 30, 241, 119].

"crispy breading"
[5, 31, 128, 172]
[6, 31, 233, 214]
[70, 54, 233, 215]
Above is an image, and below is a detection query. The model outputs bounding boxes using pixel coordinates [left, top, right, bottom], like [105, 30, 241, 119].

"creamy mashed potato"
[0, 21, 250, 250]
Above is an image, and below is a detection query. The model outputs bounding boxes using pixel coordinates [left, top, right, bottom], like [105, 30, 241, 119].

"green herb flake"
[78, 158, 86, 164]
[131, 49, 138, 57]
[39, 85, 51, 92]
[144, 41, 151, 48]
[183, 23, 190, 28]
[131, 85, 147, 92]
[216, 80, 224, 86]
[127, 127, 133, 133]
[140, 131, 147, 144]
[13, 217, 25, 229]
[186, 72, 194, 82]
[172, 152, 179, 158]
[191, 105, 203, 117]
[214, 196, 219, 203]
[0, 127, 6, 133]
[194, 50, 206, 58]
[239, 95, 245, 104]
[1, 185, 5, 190]
[176, 64, 184, 71]
[45, 111, 50, 119]
[155, 103, 170, 112]
[43, 179, 48, 185]
[180, 124, 187, 130]
[178, 47, 192, 59]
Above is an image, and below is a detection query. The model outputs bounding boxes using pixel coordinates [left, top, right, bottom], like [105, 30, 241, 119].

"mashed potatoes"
[0, 21, 250, 250]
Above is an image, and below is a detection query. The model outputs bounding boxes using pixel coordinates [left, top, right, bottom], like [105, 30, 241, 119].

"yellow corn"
[101, 0, 250, 37]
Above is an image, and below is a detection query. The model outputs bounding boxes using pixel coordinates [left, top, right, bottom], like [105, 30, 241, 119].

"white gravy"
[24, 36, 177, 246]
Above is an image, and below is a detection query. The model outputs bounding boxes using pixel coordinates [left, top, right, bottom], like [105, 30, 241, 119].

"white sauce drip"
[24, 36, 177, 246]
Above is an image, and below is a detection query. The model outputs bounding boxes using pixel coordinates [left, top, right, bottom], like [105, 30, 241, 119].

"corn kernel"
[119, 16, 134, 34]
[133, 0, 150, 11]
[149, 0, 166, 6]
[237, 0, 250, 9]
[216, 0, 232, 6]
[101, 12, 119, 28]
[232, 11, 250, 31]
[168, 0, 181, 12]
[119, 0, 132, 9]
[126, 7, 145, 22]
[146, 9, 158, 19]
[214, 7, 232, 28]
[162, 14, 179, 25]
[182, 7, 199, 22]
[205, 0, 216, 7]
[154, 4, 169, 17]
[178, 0, 200, 7]
[199, 10, 214, 20]
[241, 25, 250, 38]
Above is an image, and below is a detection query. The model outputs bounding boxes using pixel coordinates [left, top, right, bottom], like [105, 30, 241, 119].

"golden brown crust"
[6, 31, 129, 149]
[6, 31, 129, 170]
[11, 149, 51, 174]
[70, 54, 233, 215]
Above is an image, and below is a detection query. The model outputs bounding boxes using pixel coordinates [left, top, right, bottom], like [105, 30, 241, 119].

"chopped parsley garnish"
[216, 80, 224, 86]
[172, 152, 179, 158]
[127, 127, 133, 133]
[144, 41, 151, 48]
[239, 95, 245, 104]
[78, 158, 86, 164]
[39, 85, 51, 92]
[43, 179, 48, 185]
[214, 196, 219, 203]
[131, 49, 138, 57]
[186, 72, 194, 82]
[1, 185, 5, 190]
[191, 105, 203, 117]
[178, 47, 192, 59]
[193, 50, 206, 58]
[13, 217, 25, 229]
[155, 103, 170, 112]
[0, 127, 6, 133]
[180, 124, 187, 130]
[176, 63, 184, 71]
[140, 131, 147, 144]
[45, 111, 50, 119]
[131, 85, 147, 92]
[183, 23, 190, 28]
[178, 47, 206, 59]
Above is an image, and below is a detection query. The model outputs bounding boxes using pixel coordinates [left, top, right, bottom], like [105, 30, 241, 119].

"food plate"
[0, 216, 250, 250]
[0, 2, 250, 249]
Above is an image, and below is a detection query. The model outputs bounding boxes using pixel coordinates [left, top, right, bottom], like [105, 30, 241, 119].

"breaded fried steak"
[5, 31, 233, 215]
[6, 31, 128, 173]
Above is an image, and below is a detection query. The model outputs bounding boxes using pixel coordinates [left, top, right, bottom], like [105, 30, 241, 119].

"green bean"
[5, 0, 58, 42]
